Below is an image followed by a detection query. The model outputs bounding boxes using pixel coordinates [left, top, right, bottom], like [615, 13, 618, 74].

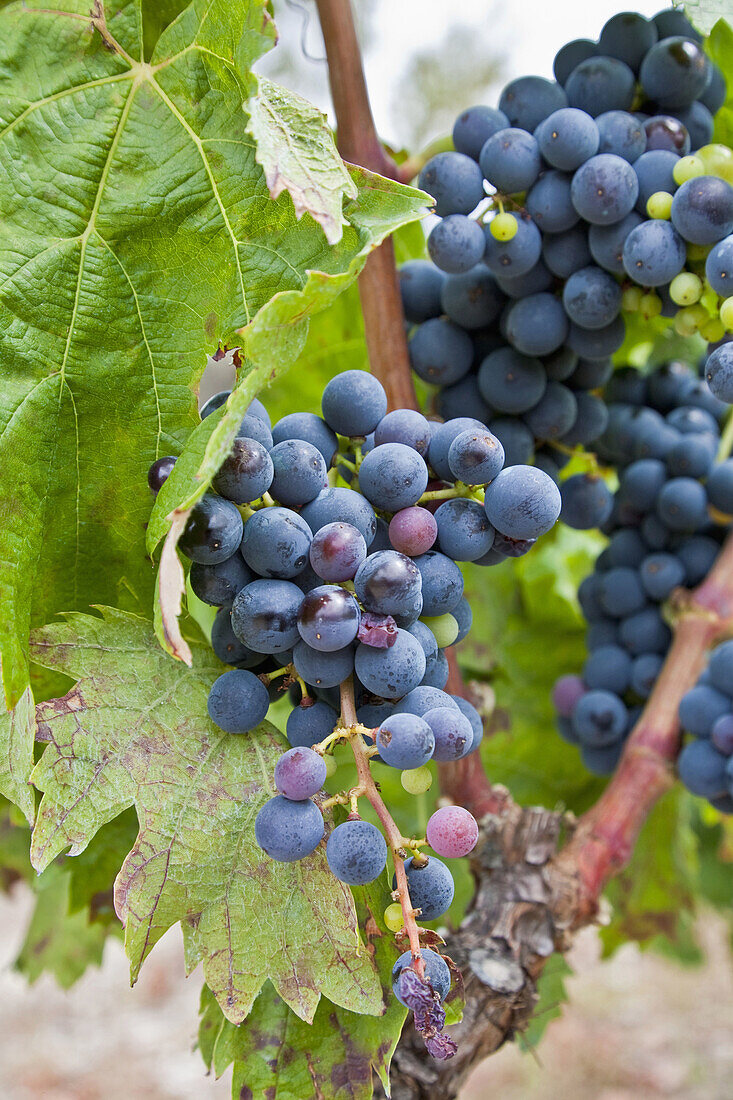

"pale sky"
[258, 0, 667, 148]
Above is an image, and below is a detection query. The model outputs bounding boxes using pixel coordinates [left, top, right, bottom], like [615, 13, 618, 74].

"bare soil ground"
[0, 886, 730, 1100]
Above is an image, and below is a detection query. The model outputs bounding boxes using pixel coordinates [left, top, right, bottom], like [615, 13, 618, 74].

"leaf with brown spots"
[28, 608, 383, 1024]
[199, 877, 407, 1100]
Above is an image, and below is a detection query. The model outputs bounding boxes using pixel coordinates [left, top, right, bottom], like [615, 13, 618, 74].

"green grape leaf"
[28, 608, 383, 1023]
[0, 685, 35, 824]
[0, 0, 428, 706]
[247, 76, 358, 245]
[14, 862, 108, 989]
[199, 877, 407, 1100]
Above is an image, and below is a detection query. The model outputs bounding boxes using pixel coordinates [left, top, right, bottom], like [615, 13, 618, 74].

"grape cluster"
[148, 367, 561, 1031]
[401, 7, 733, 491]
[553, 356, 732, 775]
[677, 641, 733, 813]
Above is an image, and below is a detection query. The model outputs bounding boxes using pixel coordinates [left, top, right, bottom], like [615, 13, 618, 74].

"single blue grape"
[630, 653, 663, 698]
[495, 259, 554, 299]
[423, 706, 474, 761]
[618, 606, 671, 655]
[448, 427, 505, 485]
[566, 316, 626, 359]
[376, 713, 435, 769]
[255, 795, 324, 862]
[207, 669, 269, 733]
[297, 585, 360, 652]
[678, 739, 728, 799]
[582, 644, 632, 694]
[326, 820, 387, 885]
[679, 684, 730, 737]
[428, 215, 485, 274]
[211, 607, 264, 668]
[190, 556, 252, 608]
[321, 370, 387, 437]
[705, 345, 733, 404]
[213, 437, 274, 504]
[656, 477, 708, 530]
[409, 317, 474, 386]
[178, 494, 244, 565]
[240, 507, 312, 579]
[595, 110, 646, 163]
[571, 153, 639, 224]
[705, 235, 733, 299]
[639, 36, 710, 110]
[560, 474, 614, 529]
[479, 127, 542, 194]
[236, 412, 273, 451]
[275, 746, 327, 800]
[588, 211, 643, 274]
[293, 639, 354, 689]
[563, 265, 622, 329]
[440, 266, 503, 330]
[545, 347, 578, 382]
[671, 176, 733, 245]
[453, 104, 510, 159]
[707, 459, 733, 514]
[598, 566, 646, 618]
[565, 56, 636, 116]
[358, 442, 429, 512]
[572, 689, 628, 746]
[477, 347, 546, 414]
[643, 114, 691, 155]
[269, 440, 328, 507]
[653, 9, 701, 41]
[422, 649, 449, 689]
[498, 75, 568, 131]
[707, 640, 733, 697]
[506, 293, 569, 357]
[639, 552, 686, 600]
[418, 151, 485, 216]
[598, 12, 658, 73]
[568, 356, 613, 390]
[536, 107, 599, 171]
[399, 855, 455, 920]
[286, 699, 338, 748]
[355, 629, 426, 698]
[355, 550, 422, 617]
[526, 170, 579, 233]
[434, 499, 496, 562]
[483, 464, 561, 539]
[231, 579, 303, 654]
[581, 740, 624, 775]
[398, 260, 445, 323]
[677, 534, 720, 585]
[451, 694, 483, 750]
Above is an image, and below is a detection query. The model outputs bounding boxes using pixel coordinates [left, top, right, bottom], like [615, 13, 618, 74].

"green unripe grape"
[324, 754, 338, 778]
[490, 212, 518, 241]
[646, 191, 673, 219]
[640, 292, 662, 319]
[420, 614, 459, 648]
[698, 143, 733, 184]
[384, 902, 403, 932]
[401, 765, 433, 795]
[702, 317, 726, 342]
[673, 155, 705, 185]
[669, 272, 703, 306]
[720, 297, 733, 330]
[674, 310, 698, 337]
[622, 286, 643, 312]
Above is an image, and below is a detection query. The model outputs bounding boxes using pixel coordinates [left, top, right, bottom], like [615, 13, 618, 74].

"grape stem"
[554, 528, 733, 919]
[339, 677, 426, 977]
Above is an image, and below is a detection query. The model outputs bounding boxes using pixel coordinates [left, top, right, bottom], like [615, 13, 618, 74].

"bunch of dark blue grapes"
[677, 641, 733, 813]
[400, 7, 733, 501]
[552, 357, 733, 777]
[148, 367, 561, 1026]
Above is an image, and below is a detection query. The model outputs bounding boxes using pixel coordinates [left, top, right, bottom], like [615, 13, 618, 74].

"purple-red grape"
[274, 746, 328, 800]
[389, 507, 438, 556]
[426, 805, 479, 857]
[309, 521, 367, 581]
